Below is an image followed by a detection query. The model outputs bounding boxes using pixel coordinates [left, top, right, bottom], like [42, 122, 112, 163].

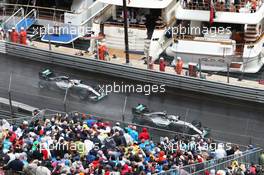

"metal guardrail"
[157, 147, 263, 175]
[2, 41, 264, 103]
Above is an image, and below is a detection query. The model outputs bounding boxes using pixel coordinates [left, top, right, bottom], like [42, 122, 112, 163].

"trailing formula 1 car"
[38, 69, 106, 101]
[132, 104, 210, 137]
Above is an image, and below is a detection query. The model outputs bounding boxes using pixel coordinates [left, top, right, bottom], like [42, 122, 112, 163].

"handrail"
[156, 147, 263, 175]
[23, 8, 37, 19]
[181, 0, 263, 13]
[104, 21, 167, 30]
[15, 8, 37, 30]
[80, 1, 108, 26]
[0, 3, 72, 13]
[191, 148, 262, 174]
[2, 7, 24, 25]
[173, 32, 264, 45]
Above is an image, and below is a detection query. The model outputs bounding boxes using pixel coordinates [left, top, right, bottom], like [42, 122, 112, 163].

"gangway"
[41, 1, 108, 44]
[15, 8, 37, 32]
[2, 7, 24, 30]
[2, 8, 37, 32]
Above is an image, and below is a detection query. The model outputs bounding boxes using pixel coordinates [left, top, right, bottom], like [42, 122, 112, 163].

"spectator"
[0, 112, 250, 175]
[139, 128, 150, 141]
[234, 145, 243, 157]
[3, 153, 24, 172]
[215, 143, 227, 159]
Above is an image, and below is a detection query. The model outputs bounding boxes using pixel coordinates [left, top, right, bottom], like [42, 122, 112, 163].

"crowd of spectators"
[182, 0, 262, 13]
[203, 161, 264, 175]
[0, 112, 260, 175]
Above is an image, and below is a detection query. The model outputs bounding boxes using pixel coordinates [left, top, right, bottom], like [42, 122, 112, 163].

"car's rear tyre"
[38, 82, 47, 89]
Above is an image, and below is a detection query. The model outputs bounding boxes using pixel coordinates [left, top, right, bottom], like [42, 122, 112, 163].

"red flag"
[209, 0, 214, 25]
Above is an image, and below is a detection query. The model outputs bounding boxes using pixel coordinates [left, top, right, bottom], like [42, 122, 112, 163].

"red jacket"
[11, 31, 19, 43]
[9, 132, 16, 143]
[139, 128, 150, 140]
[42, 149, 49, 160]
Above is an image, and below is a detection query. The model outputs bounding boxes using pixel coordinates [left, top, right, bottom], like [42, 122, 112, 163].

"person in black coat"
[3, 154, 24, 172]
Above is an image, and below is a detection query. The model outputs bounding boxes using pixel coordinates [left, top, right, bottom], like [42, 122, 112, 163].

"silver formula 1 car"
[38, 69, 106, 101]
[132, 104, 210, 137]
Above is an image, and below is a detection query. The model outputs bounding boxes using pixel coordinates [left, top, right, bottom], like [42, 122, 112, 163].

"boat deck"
[32, 41, 264, 90]
[41, 34, 80, 44]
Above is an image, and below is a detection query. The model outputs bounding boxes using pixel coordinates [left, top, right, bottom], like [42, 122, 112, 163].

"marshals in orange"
[159, 57, 166, 72]
[19, 27, 27, 45]
[98, 42, 108, 61]
[175, 57, 184, 75]
[11, 27, 19, 43]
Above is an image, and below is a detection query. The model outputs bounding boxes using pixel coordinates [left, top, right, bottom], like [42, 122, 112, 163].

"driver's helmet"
[72, 80, 81, 85]
[168, 115, 179, 121]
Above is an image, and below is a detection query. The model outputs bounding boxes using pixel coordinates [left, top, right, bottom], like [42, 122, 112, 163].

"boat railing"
[1, 7, 24, 30]
[0, 3, 71, 23]
[103, 19, 167, 30]
[173, 31, 264, 45]
[180, 0, 263, 13]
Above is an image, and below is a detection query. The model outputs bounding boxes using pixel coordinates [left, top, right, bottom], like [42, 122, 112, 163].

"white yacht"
[153, 0, 264, 73]
[89, 0, 178, 55]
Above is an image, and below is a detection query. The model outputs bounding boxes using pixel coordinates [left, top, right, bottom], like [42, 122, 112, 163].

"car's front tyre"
[78, 89, 89, 100]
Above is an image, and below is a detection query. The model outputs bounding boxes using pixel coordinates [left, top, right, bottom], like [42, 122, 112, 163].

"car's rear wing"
[132, 104, 150, 115]
[39, 69, 54, 79]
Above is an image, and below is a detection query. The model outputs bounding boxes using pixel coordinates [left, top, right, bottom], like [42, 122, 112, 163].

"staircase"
[244, 24, 260, 42]
[2, 7, 25, 30]
[2, 8, 37, 32]
[15, 9, 37, 32]
[41, 1, 108, 44]
[104, 27, 147, 53]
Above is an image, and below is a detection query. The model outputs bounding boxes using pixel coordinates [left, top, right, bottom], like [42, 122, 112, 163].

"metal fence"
[0, 69, 262, 148]
[158, 147, 263, 175]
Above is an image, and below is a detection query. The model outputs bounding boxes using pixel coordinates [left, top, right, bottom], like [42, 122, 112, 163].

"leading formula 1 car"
[132, 104, 210, 137]
[38, 69, 106, 101]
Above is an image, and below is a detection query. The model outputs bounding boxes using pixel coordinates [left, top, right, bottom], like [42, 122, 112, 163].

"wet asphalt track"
[0, 53, 264, 147]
